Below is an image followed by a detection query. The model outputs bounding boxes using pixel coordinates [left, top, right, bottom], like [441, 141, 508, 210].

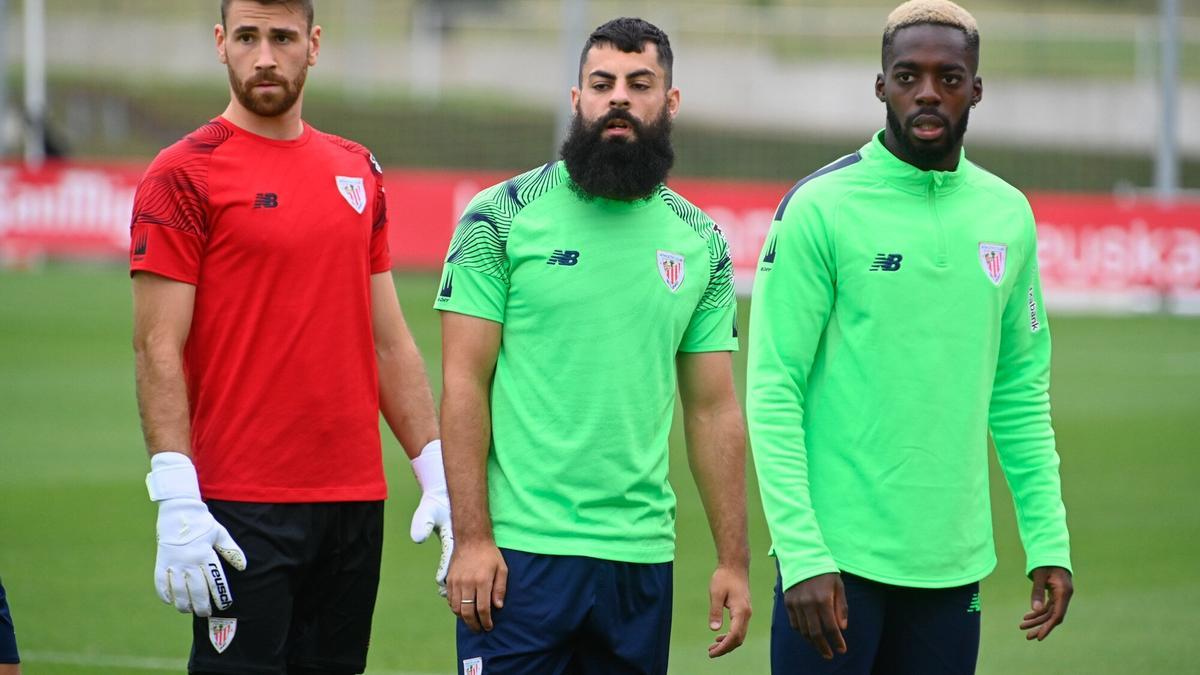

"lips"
[910, 113, 947, 141]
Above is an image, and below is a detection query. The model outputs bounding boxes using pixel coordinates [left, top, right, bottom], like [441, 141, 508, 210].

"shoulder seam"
[774, 151, 863, 221]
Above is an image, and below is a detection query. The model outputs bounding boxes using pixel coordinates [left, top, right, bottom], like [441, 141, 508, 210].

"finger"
[476, 576, 498, 631]
[460, 592, 483, 633]
[213, 526, 247, 572]
[1019, 612, 1050, 630]
[204, 559, 234, 611]
[708, 633, 730, 658]
[492, 562, 508, 610]
[818, 598, 847, 656]
[410, 507, 434, 544]
[708, 587, 726, 631]
[448, 576, 462, 614]
[186, 568, 212, 617]
[801, 605, 833, 660]
[1030, 574, 1047, 613]
[155, 564, 171, 606]
[168, 567, 192, 613]
[1037, 592, 1070, 641]
[835, 579, 850, 630]
[436, 532, 454, 587]
[785, 599, 803, 632]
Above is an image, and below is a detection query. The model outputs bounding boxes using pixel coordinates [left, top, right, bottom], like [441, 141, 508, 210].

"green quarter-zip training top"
[748, 131, 1072, 590]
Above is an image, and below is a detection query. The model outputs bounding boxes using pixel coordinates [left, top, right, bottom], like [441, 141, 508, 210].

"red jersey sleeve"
[368, 151, 392, 274]
[129, 121, 230, 283]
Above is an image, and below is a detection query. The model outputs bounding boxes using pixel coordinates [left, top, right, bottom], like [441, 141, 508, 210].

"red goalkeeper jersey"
[130, 117, 391, 502]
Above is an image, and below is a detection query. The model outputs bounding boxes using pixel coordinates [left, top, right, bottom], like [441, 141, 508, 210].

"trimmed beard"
[886, 103, 970, 169]
[559, 105, 675, 201]
[228, 64, 307, 118]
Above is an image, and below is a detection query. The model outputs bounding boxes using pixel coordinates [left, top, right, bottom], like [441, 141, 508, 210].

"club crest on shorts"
[336, 176, 367, 214]
[208, 617, 237, 654]
[463, 656, 483, 675]
[657, 250, 685, 292]
[979, 242, 1007, 285]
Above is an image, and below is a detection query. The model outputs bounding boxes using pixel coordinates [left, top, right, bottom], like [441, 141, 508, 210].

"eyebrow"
[587, 68, 658, 81]
[232, 25, 302, 39]
[891, 60, 967, 72]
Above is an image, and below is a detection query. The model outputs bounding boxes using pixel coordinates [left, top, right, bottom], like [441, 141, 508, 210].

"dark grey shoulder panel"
[773, 152, 862, 221]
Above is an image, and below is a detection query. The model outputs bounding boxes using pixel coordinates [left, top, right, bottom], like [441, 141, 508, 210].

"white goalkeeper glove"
[409, 440, 454, 597]
[146, 452, 247, 617]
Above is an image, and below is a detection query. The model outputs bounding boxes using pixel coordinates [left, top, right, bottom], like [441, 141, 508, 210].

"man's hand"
[446, 540, 507, 633]
[784, 572, 848, 660]
[147, 452, 246, 617]
[707, 564, 752, 658]
[409, 440, 454, 597]
[1021, 566, 1073, 641]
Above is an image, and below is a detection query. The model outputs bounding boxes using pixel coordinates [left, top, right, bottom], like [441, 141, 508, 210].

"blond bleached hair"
[882, 0, 980, 69]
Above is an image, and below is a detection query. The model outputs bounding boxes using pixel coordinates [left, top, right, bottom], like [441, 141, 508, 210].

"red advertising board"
[3, 161, 1199, 314]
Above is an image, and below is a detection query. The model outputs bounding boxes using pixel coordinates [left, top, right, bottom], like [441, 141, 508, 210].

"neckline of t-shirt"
[215, 116, 313, 148]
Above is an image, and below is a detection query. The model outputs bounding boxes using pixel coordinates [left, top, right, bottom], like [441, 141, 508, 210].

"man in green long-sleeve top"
[747, 2, 1073, 672]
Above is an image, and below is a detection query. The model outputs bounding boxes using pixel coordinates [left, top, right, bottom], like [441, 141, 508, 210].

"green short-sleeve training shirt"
[435, 161, 738, 563]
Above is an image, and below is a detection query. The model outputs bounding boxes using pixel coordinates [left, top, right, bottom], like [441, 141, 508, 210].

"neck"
[221, 95, 305, 141]
[882, 127, 962, 172]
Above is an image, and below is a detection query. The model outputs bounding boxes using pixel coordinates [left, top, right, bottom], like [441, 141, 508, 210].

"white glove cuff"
[410, 440, 446, 493]
[146, 452, 202, 502]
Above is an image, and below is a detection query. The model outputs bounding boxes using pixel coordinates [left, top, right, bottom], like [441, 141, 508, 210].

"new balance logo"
[547, 250, 580, 266]
[869, 253, 903, 271]
[762, 236, 778, 264]
[438, 271, 453, 301]
[967, 592, 981, 613]
[132, 230, 148, 260]
[253, 193, 279, 209]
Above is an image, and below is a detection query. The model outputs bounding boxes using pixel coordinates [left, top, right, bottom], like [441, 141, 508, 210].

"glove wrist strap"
[146, 452, 202, 502]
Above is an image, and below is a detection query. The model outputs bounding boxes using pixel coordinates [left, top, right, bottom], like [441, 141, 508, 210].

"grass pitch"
[0, 266, 1197, 674]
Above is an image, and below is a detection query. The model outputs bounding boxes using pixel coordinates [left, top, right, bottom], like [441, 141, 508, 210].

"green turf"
[1, 266, 1197, 673]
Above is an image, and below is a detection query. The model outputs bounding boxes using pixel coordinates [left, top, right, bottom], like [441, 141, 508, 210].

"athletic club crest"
[208, 617, 237, 654]
[657, 250, 685, 292]
[979, 242, 1007, 285]
[336, 176, 367, 214]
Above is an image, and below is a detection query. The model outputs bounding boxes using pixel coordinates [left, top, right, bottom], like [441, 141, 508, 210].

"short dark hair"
[881, 0, 980, 71]
[578, 17, 674, 87]
[221, 0, 315, 31]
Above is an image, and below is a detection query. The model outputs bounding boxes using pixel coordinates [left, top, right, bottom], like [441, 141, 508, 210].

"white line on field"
[22, 650, 442, 675]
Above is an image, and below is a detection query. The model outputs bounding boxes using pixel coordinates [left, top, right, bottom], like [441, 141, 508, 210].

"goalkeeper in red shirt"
[129, 2, 450, 672]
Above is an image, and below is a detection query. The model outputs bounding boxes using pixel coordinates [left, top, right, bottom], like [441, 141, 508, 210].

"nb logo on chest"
[253, 193, 279, 209]
[869, 253, 903, 272]
[547, 250, 580, 266]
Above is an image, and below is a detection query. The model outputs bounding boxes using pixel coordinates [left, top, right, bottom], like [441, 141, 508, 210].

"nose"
[914, 75, 940, 107]
[608, 81, 631, 110]
[254, 40, 277, 71]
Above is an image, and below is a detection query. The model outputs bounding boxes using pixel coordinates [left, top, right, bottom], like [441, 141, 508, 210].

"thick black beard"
[228, 65, 307, 118]
[886, 103, 970, 169]
[559, 106, 675, 201]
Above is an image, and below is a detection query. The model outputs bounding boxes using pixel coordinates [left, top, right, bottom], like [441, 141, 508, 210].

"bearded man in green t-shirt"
[434, 16, 752, 674]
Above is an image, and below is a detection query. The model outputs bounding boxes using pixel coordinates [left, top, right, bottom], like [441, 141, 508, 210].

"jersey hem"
[678, 340, 739, 354]
[130, 263, 198, 286]
[200, 484, 388, 503]
[495, 531, 674, 564]
[833, 557, 998, 589]
[433, 305, 504, 324]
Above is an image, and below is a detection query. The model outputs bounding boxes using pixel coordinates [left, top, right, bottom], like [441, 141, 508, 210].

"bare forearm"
[377, 337, 439, 459]
[441, 379, 494, 544]
[134, 345, 192, 456]
[686, 403, 750, 569]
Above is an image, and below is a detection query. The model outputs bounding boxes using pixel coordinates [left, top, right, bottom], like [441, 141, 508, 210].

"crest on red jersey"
[979, 242, 1007, 285]
[336, 176, 367, 214]
[657, 250, 685, 292]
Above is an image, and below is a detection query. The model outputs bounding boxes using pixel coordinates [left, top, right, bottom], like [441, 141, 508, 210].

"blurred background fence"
[2, 0, 1200, 311]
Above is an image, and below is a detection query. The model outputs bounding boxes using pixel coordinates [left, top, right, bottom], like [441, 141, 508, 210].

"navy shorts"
[771, 568, 980, 675]
[456, 549, 673, 675]
[189, 500, 384, 675]
[0, 577, 19, 664]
